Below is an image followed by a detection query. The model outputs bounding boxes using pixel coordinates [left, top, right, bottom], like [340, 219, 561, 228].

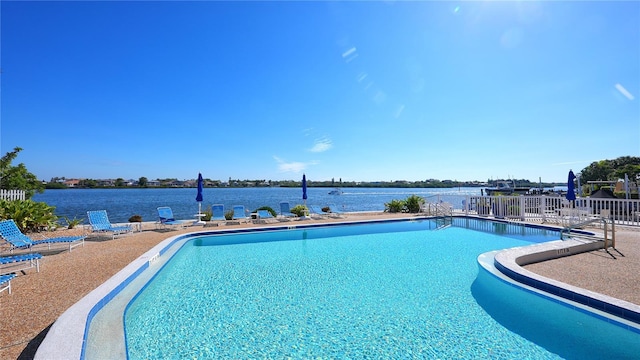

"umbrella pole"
[302, 199, 309, 219]
[195, 202, 205, 225]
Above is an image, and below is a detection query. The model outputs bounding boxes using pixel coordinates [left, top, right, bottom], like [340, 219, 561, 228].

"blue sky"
[1, 1, 638, 183]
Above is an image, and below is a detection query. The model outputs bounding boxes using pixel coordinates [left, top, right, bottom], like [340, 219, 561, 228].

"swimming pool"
[115, 219, 639, 359]
[35, 218, 640, 359]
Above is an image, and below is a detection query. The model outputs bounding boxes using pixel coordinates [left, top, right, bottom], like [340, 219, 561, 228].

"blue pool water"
[123, 220, 640, 359]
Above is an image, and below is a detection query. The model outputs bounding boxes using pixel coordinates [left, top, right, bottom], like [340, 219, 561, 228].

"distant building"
[64, 179, 81, 187]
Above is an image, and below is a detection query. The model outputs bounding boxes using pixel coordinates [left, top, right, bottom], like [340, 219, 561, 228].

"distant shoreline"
[45, 183, 564, 190]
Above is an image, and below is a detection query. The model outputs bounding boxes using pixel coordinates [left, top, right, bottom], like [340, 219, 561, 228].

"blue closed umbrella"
[196, 173, 204, 202]
[302, 174, 308, 201]
[195, 173, 204, 224]
[566, 170, 576, 201]
[301, 174, 308, 219]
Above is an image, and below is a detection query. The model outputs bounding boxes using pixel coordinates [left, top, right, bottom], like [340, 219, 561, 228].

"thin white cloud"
[394, 104, 405, 119]
[309, 138, 333, 153]
[615, 83, 635, 100]
[342, 47, 358, 63]
[273, 156, 307, 173]
[373, 90, 386, 104]
[342, 47, 356, 58]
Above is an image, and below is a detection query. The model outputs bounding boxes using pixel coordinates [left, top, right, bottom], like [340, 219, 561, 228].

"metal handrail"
[561, 215, 622, 259]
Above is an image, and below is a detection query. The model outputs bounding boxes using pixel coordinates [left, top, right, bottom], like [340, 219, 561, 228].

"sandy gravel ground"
[524, 226, 640, 305]
[0, 214, 638, 359]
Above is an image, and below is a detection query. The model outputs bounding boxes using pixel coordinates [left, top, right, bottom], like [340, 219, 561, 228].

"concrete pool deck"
[0, 212, 638, 359]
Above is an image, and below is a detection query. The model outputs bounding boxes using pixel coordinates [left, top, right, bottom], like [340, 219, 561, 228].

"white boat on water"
[484, 181, 530, 196]
[328, 188, 343, 195]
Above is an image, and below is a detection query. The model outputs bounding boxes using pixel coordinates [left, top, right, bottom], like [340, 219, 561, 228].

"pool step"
[434, 217, 452, 230]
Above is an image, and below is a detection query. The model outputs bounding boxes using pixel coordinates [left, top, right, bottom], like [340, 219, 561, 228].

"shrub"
[0, 199, 58, 232]
[128, 215, 143, 222]
[201, 208, 212, 221]
[290, 205, 308, 217]
[385, 199, 405, 213]
[224, 210, 234, 220]
[64, 216, 84, 229]
[404, 195, 424, 213]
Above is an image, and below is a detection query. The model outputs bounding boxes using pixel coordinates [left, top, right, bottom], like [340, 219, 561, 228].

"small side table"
[129, 222, 142, 232]
[194, 214, 206, 225]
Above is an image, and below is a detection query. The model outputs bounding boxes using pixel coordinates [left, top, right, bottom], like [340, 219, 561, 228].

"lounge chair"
[157, 207, 190, 229]
[87, 210, 133, 239]
[329, 205, 347, 218]
[308, 205, 330, 219]
[0, 219, 85, 252]
[0, 273, 16, 295]
[279, 202, 297, 220]
[0, 253, 42, 275]
[231, 205, 249, 223]
[254, 209, 277, 224]
[204, 204, 226, 227]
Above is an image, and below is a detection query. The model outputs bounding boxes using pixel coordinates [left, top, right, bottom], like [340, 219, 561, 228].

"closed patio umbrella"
[566, 170, 576, 202]
[302, 174, 308, 203]
[195, 173, 205, 224]
[302, 174, 308, 219]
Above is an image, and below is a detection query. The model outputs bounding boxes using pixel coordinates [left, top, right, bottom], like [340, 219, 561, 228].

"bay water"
[32, 187, 482, 224]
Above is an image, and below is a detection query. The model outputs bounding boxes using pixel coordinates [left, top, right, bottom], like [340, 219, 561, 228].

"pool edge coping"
[492, 240, 640, 327]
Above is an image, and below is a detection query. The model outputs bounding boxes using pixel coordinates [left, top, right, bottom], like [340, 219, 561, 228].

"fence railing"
[0, 189, 26, 201]
[425, 194, 640, 227]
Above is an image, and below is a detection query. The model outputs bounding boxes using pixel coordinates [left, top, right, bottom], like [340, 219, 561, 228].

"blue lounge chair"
[255, 209, 276, 224]
[329, 205, 346, 218]
[211, 204, 226, 222]
[0, 219, 85, 252]
[0, 253, 42, 275]
[308, 205, 330, 219]
[0, 273, 16, 295]
[279, 202, 296, 220]
[157, 207, 190, 229]
[87, 210, 133, 239]
[231, 205, 249, 223]
[204, 204, 227, 227]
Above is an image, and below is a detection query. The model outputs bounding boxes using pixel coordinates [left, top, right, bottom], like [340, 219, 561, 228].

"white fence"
[0, 189, 26, 201]
[426, 194, 640, 228]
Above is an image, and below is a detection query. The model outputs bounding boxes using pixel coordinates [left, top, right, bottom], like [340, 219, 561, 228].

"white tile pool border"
[34, 231, 186, 359]
[491, 239, 640, 329]
[34, 217, 640, 359]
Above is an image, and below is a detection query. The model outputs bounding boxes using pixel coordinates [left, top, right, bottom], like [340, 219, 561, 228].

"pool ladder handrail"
[561, 214, 623, 259]
[429, 201, 453, 230]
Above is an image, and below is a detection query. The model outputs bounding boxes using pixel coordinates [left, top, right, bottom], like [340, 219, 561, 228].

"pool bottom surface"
[123, 224, 640, 359]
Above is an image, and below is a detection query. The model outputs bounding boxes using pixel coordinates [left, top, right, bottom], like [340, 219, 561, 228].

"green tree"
[115, 178, 125, 187]
[0, 147, 45, 199]
[580, 160, 614, 182]
[580, 157, 640, 182]
[45, 182, 67, 189]
[79, 179, 98, 188]
[138, 176, 148, 187]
